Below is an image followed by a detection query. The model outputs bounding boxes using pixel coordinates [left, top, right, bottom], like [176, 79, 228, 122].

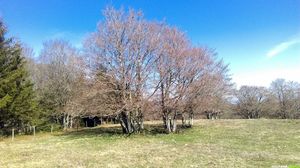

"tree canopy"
[0, 20, 39, 134]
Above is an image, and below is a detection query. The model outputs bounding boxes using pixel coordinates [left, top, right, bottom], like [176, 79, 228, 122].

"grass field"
[0, 119, 300, 168]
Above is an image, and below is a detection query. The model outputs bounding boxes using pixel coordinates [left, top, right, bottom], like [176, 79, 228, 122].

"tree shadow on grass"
[57, 125, 123, 139]
[57, 123, 175, 140]
[143, 124, 167, 135]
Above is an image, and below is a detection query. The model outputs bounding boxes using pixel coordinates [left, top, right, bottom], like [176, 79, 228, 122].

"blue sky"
[0, 0, 299, 87]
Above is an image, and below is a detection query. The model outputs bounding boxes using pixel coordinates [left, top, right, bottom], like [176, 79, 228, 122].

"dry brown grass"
[0, 119, 300, 167]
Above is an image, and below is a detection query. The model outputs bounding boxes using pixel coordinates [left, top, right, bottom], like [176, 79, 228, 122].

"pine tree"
[0, 20, 39, 135]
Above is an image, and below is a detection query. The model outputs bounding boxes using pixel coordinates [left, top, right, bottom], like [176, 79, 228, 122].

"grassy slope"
[0, 119, 299, 168]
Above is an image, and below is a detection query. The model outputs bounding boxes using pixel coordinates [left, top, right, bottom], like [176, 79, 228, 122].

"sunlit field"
[1, 119, 299, 168]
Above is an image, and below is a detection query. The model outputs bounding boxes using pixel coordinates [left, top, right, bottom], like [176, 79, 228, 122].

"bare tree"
[270, 79, 300, 119]
[85, 7, 161, 133]
[154, 26, 193, 133]
[83, 7, 232, 133]
[154, 26, 232, 132]
[181, 49, 232, 123]
[235, 86, 268, 119]
[38, 39, 83, 130]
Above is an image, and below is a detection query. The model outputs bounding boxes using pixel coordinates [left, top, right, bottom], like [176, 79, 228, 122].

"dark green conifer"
[0, 20, 39, 134]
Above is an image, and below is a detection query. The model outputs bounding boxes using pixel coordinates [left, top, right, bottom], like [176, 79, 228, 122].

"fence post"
[11, 128, 14, 141]
[33, 126, 36, 137]
[51, 125, 53, 134]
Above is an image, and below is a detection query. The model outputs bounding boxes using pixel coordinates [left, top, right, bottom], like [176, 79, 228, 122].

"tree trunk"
[119, 110, 135, 134]
[181, 114, 186, 127]
[166, 117, 171, 134]
[65, 114, 69, 130]
[70, 116, 73, 129]
[164, 111, 179, 133]
[140, 119, 144, 130]
[100, 117, 103, 125]
[188, 112, 194, 127]
[172, 118, 177, 132]
[119, 112, 128, 133]
[137, 107, 144, 132]
[162, 114, 167, 129]
[63, 114, 66, 130]
[11, 128, 14, 141]
[127, 112, 133, 133]
[33, 126, 36, 137]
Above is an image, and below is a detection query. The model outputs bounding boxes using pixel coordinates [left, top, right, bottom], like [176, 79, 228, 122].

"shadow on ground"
[57, 123, 189, 139]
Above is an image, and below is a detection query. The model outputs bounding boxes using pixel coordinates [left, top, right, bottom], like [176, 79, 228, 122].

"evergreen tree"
[0, 20, 39, 135]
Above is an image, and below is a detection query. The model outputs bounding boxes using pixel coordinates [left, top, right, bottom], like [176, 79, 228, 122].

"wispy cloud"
[267, 38, 300, 58]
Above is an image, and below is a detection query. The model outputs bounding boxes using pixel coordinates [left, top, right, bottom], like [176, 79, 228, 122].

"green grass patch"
[0, 119, 299, 167]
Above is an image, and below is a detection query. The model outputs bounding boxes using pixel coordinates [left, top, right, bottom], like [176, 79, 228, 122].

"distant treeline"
[234, 81, 300, 119]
